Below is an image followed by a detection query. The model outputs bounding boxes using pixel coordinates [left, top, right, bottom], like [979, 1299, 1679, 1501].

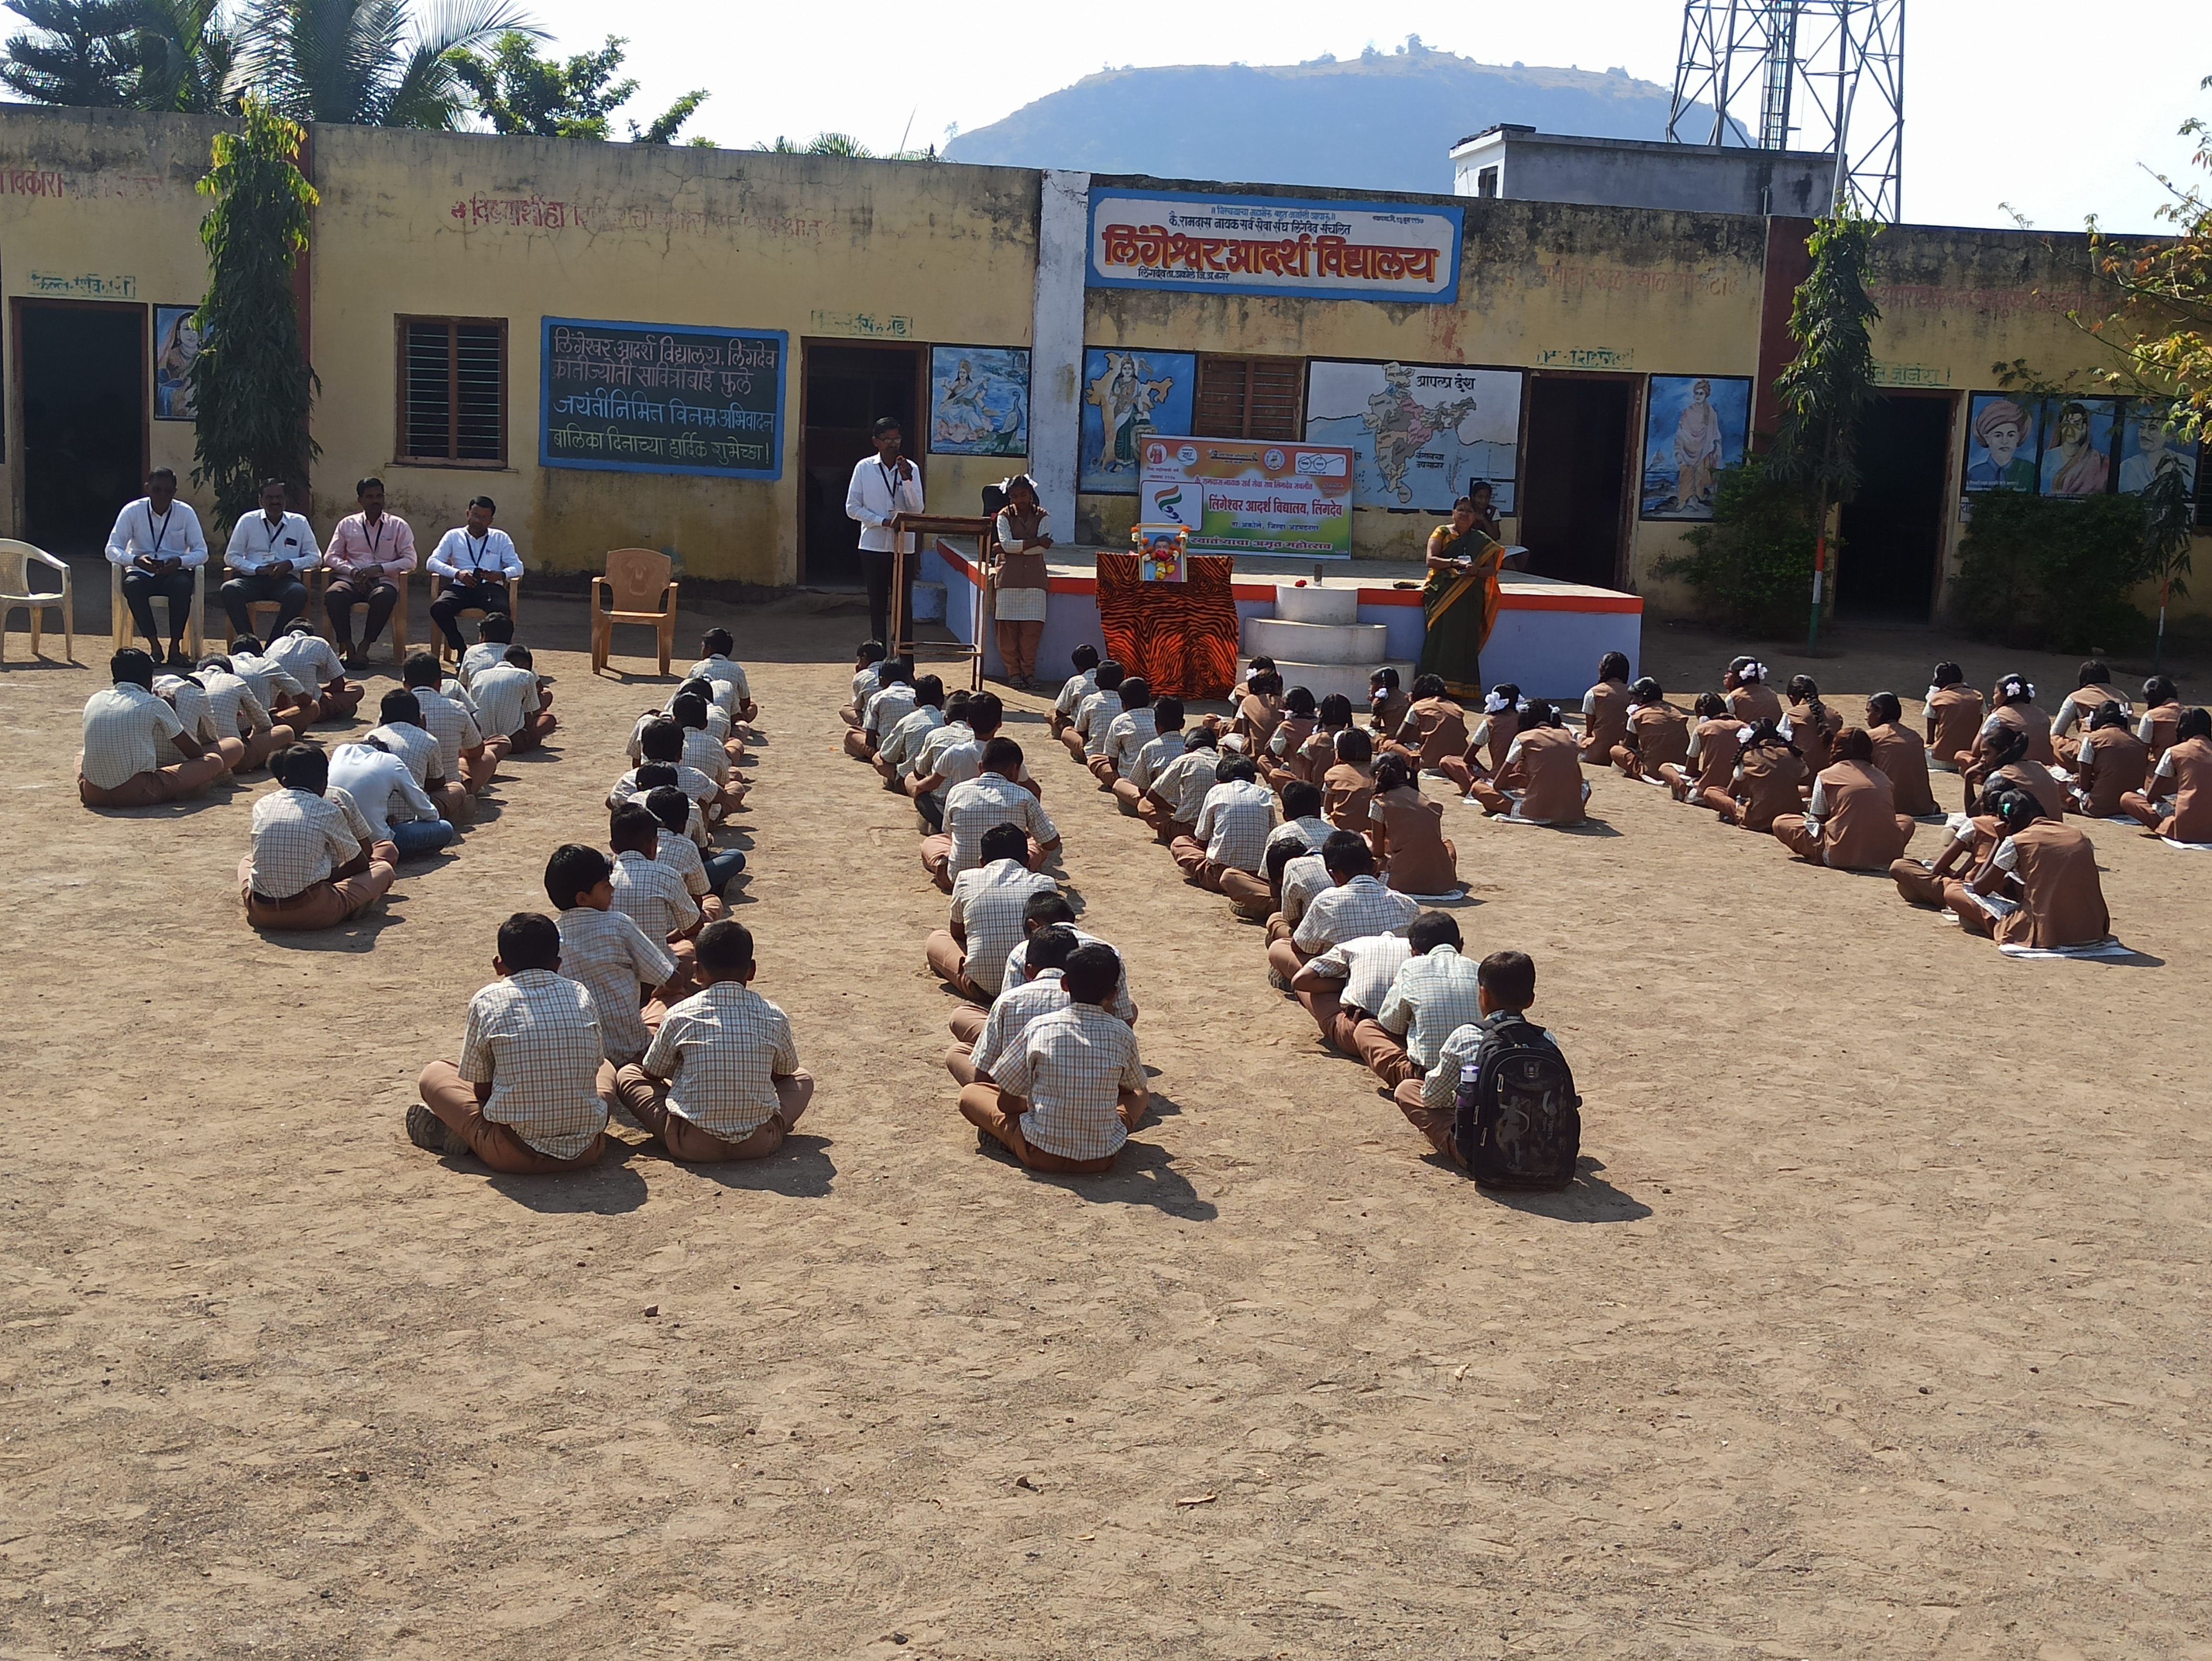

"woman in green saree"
[1415, 494, 1504, 701]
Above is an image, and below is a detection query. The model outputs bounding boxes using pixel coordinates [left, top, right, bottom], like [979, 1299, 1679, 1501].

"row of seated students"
[837, 642, 1162, 1175]
[405, 632, 815, 1173]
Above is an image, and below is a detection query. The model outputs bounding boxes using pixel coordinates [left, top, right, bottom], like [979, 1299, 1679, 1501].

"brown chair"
[109, 558, 204, 657]
[224, 563, 323, 647]
[429, 572, 521, 664]
[591, 548, 679, 676]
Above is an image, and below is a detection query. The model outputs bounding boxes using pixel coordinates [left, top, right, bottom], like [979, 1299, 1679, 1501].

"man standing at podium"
[846, 415, 925, 649]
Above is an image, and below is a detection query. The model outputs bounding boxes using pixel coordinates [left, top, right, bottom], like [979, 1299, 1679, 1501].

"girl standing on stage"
[989, 475, 1052, 690]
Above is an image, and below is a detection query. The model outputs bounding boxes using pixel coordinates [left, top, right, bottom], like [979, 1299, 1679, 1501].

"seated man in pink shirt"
[322, 476, 418, 666]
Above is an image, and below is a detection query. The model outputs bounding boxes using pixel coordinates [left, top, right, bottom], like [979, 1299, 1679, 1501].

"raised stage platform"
[922, 543, 1643, 703]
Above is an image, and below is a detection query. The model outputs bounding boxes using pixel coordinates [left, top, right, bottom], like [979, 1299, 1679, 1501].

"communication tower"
[1666, 0, 1905, 221]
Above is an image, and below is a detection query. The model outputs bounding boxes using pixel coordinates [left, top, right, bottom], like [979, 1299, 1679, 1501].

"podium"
[889, 513, 992, 692]
[1095, 551, 1240, 700]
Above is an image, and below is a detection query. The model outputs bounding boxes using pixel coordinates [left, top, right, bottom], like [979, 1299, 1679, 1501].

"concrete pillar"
[1030, 169, 1091, 540]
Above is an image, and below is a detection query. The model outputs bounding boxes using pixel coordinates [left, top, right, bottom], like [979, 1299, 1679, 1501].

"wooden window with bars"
[1193, 354, 1305, 441]
[396, 317, 507, 466]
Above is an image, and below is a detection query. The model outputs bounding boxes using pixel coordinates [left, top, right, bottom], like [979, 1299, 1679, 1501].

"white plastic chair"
[0, 540, 72, 664]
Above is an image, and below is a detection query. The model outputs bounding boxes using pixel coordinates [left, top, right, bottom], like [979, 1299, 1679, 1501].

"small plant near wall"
[188, 94, 319, 530]
[1949, 489, 2153, 654]
[1649, 457, 1821, 638]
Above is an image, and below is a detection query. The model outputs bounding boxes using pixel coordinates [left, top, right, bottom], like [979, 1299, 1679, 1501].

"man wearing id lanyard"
[844, 415, 926, 649]
[426, 495, 524, 653]
[323, 476, 419, 667]
[105, 467, 208, 666]
[221, 478, 319, 637]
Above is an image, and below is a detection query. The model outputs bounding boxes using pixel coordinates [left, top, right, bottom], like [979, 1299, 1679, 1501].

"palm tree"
[239, 0, 539, 128]
[134, 0, 238, 112]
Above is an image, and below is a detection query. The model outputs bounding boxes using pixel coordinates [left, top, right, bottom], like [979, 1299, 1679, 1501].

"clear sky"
[526, 0, 2206, 233]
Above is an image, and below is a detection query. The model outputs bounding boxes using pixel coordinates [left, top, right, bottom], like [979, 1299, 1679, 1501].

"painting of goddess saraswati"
[1080, 348, 1195, 494]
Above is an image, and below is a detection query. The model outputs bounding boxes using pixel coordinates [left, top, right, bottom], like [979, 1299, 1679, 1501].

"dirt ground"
[3, 581, 2209, 1660]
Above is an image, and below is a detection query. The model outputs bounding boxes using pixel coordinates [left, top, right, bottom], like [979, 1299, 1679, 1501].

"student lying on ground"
[608, 920, 816, 1163]
[1113, 696, 1185, 817]
[1093, 675, 1156, 788]
[1944, 784, 2112, 949]
[1662, 691, 1739, 811]
[1050, 644, 1101, 739]
[688, 627, 759, 725]
[1465, 700, 1589, 825]
[1368, 753, 1458, 895]
[546, 842, 676, 1067]
[927, 822, 1061, 1004]
[2121, 705, 2212, 841]
[608, 803, 702, 1006]
[1770, 726, 1915, 870]
[1392, 949, 1561, 1174]
[1609, 677, 1689, 782]
[1578, 652, 1633, 764]
[2050, 660, 2131, 764]
[1924, 661, 1985, 772]
[241, 742, 398, 930]
[408, 911, 612, 1174]
[956, 944, 1149, 1176]
[2069, 700, 2149, 819]
[80, 648, 232, 807]
[946, 921, 1076, 1089]
[1864, 692, 1939, 817]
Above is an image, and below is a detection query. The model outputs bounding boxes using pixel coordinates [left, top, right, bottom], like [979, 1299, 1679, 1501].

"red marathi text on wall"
[1100, 222, 1440, 285]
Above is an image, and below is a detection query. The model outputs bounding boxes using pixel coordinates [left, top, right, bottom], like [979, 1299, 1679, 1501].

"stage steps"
[1241, 584, 1410, 704]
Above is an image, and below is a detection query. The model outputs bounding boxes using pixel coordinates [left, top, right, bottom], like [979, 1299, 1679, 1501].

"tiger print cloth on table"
[1095, 552, 1240, 701]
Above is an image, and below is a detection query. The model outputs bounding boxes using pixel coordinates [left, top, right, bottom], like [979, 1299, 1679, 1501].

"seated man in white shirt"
[220, 479, 319, 637]
[240, 743, 398, 930]
[426, 496, 524, 654]
[328, 733, 454, 861]
[106, 468, 208, 665]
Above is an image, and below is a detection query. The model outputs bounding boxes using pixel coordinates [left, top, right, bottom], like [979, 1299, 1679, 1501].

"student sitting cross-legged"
[952, 891, 1139, 1045]
[1465, 701, 1590, 824]
[1092, 676, 1157, 788]
[195, 653, 295, 773]
[473, 645, 558, 753]
[1287, 927, 1411, 1067]
[407, 911, 611, 1174]
[607, 920, 815, 1162]
[610, 803, 703, 1004]
[1945, 784, 2112, 949]
[670, 691, 748, 818]
[646, 784, 741, 919]
[1171, 753, 1279, 914]
[79, 648, 232, 808]
[1113, 695, 1186, 816]
[1265, 830, 1421, 986]
[874, 675, 946, 788]
[264, 618, 365, 723]
[1391, 949, 1558, 1170]
[921, 737, 1061, 892]
[838, 639, 887, 729]
[228, 633, 321, 729]
[401, 651, 493, 815]
[927, 822, 1060, 1005]
[1367, 753, 1458, 896]
[1065, 660, 1126, 762]
[1049, 644, 1101, 739]
[946, 920, 1077, 1088]
[1138, 724, 1221, 843]
[1371, 911, 1485, 1091]
[688, 627, 759, 726]
[546, 842, 676, 1067]
[847, 656, 915, 762]
[2121, 705, 2212, 841]
[957, 943, 1148, 1175]
[240, 742, 398, 930]
[1770, 726, 1915, 870]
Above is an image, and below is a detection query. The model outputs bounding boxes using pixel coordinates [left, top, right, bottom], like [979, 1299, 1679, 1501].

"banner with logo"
[1139, 436, 1355, 559]
[1088, 188, 1462, 305]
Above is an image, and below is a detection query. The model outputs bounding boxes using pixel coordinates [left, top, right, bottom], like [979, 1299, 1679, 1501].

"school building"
[0, 104, 2201, 622]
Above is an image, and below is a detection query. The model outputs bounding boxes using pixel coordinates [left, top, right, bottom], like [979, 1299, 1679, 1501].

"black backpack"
[1451, 1014, 1582, 1189]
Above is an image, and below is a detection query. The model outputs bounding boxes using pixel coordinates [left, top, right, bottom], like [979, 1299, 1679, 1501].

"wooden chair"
[0, 540, 73, 664]
[109, 559, 204, 656]
[429, 572, 521, 664]
[591, 548, 679, 676]
[224, 563, 323, 647]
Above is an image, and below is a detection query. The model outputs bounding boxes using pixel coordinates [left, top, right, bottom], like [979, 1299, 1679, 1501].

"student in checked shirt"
[946, 920, 1075, 1088]
[1266, 831, 1419, 986]
[1139, 725, 1222, 843]
[264, 618, 364, 722]
[472, 645, 558, 752]
[220, 478, 318, 637]
[874, 674, 945, 788]
[154, 670, 246, 774]
[608, 920, 814, 1163]
[227, 633, 321, 729]
[78, 648, 231, 808]
[927, 822, 1061, 1005]
[1371, 911, 1485, 1090]
[407, 911, 611, 1174]
[363, 688, 442, 797]
[458, 612, 518, 688]
[546, 843, 676, 1066]
[922, 737, 1061, 891]
[240, 743, 398, 930]
[846, 657, 916, 762]
[1171, 753, 1278, 915]
[1112, 695, 1185, 817]
[1394, 949, 1549, 1170]
[609, 804, 703, 1005]
[1092, 675, 1156, 787]
[612, 720, 722, 823]
[1265, 827, 1360, 947]
[907, 693, 1039, 830]
[957, 944, 1148, 1174]
[955, 890, 1139, 1045]
[838, 639, 887, 729]
[687, 628, 759, 726]
[1050, 644, 1100, 738]
[646, 784, 744, 907]
[669, 692, 747, 815]
[194, 653, 295, 773]
[400, 652, 491, 816]
[1064, 659, 1126, 762]
[1290, 926, 1413, 1074]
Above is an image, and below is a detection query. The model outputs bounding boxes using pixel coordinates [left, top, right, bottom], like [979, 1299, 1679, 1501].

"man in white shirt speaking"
[844, 415, 925, 650]
[426, 495, 525, 653]
[221, 478, 318, 638]
[106, 466, 208, 665]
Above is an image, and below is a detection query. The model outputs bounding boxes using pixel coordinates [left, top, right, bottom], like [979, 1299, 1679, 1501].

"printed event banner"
[1088, 188, 1463, 305]
[540, 316, 786, 480]
[1139, 436, 1354, 558]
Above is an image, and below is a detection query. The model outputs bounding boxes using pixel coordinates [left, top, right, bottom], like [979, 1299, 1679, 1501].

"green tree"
[1, 0, 143, 106]
[134, 0, 237, 111]
[757, 131, 873, 156]
[238, 0, 537, 128]
[453, 29, 704, 142]
[1767, 209, 1883, 648]
[189, 95, 319, 529]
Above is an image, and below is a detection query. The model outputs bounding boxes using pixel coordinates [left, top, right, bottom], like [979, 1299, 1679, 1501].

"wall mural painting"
[1080, 347, 1195, 496]
[1640, 375, 1752, 520]
[927, 345, 1030, 456]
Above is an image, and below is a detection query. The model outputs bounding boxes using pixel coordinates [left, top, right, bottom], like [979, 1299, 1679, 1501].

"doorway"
[1836, 392, 1953, 621]
[17, 302, 145, 555]
[800, 342, 922, 588]
[1518, 376, 1634, 587]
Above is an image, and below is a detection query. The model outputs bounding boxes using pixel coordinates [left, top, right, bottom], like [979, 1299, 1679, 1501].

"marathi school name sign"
[1087, 188, 1462, 305]
[540, 317, 786, 480]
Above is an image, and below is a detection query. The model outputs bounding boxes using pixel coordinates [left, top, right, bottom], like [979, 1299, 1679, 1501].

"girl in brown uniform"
[1664, 692, 1742, 809]
[1233, 670, 1286, 752]
[1367, 668, 1410, 742]
[1386, 674, 1474, 790]
[1980, 673, 2056, 767]
[1783, 675, 1842, 779]
[1297, 694, 1354, 785]
[1731, 720, 1807, 832]
[1771, 727, 1915, 869]
[1368, 753, 1459, 894]
[1923, 661, 1985, 772]
[1579, 652, 1634, 764]
[1973, 723, 2067, 821]
[2135, 676, 2183, 766]
[1467, 701, 1589, 825]
[1461, 684, 1523, 783]
[1865, 691, 1940, 817]
[1261, 687, 1318, 792]
[1322, 726, 1380, 830]
[1724, 656, 1783, 725]
[1610, 676, 1690, 780]
[1946, 784, 2111, 950]
[1892, 807, 2005, 908]
[2048, 660, 2131, 765]
[2070, 700, 2150, 819]
[2121, 706, 2212, 841]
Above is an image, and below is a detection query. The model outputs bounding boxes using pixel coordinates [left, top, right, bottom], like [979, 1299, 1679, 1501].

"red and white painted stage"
[922, 542, 1644, 703]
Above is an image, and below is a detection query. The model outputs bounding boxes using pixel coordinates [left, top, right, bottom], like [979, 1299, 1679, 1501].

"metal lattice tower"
[1666, 0, 1905, 221]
